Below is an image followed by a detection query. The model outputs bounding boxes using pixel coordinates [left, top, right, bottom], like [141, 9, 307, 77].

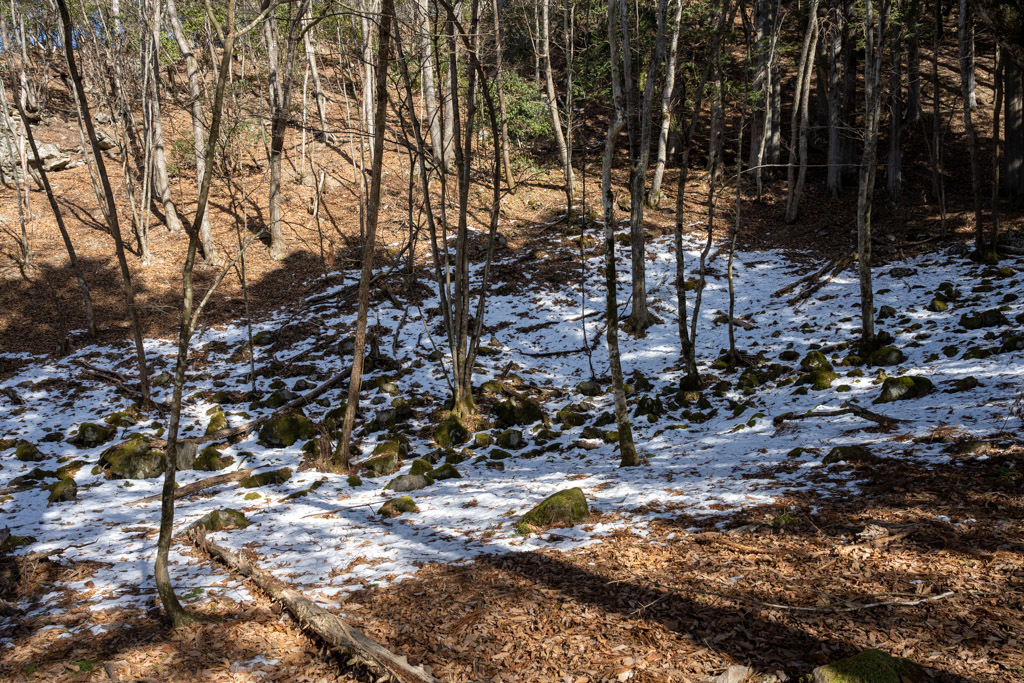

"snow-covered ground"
[2, 222, 1021, 639]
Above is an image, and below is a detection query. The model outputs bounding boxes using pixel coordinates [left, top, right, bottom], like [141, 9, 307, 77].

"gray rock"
[385, 473, 431, 492]
[31, 143, 70, 172]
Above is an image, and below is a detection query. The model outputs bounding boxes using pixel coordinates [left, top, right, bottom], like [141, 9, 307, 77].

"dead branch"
[74, 360, 162, 409]
[131, 468, 255, 506]
[773, 404, 909, 427]
[190, 530, 437, 683]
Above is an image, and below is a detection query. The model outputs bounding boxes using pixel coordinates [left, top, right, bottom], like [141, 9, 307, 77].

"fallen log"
[773, 405, 908, 427]
[190, 530, 437, 683]
[131, 468, 255, 506]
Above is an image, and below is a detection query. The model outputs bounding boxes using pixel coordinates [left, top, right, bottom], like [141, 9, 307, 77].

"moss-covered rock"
[372, 437, 410, 461]
[385, 473, 432, 492]
[867, 346, 906, 367]
[205, 407, 227, 436]
[347, 475, 363, 487]
[195, 508, 250, 532]
[949, 376, 981, 393]
[10, 467, 55, 487]
[576, 381, 602, 396]
[432, 463, 461, 480]
[409, 458, 433, 476]
[496, 429, 525, 450]
[556, 405, 588, 427]
[474, 432, 494, 448]
[15, 442, 44, 462]
[823, 445, 875, 465]
[517, 488, 589, 533]
[378, 495, 419, 518]
[927, 298, 948, 312]
[875, 375, 935, 403]
[240, 467, 292, 488]
[0, 534, 35, 553]
[71, 422, 116, 448]
[779, 349, 801, 361]
[55, 460, 86, 478]
[808, 649, 925, 683]
[799, 369, 839, 390]
[432, 415, 470, 448]
[634, 395, 664, 418]
[104, 408, 139, 427]
[46, 476, 77, 503]
[489, 448, 513, 460]
[99, 436, 166, 479]
[801, 350, 833, 373]
[257, 411, 316, 448]
[494, 396, 545, 427]
[361, 451, 400, 478]
[959, 308, 1009, 330]
[193, 445, 234, 471]
[252, 330, 275, 346]
[478, 380, 503, 396]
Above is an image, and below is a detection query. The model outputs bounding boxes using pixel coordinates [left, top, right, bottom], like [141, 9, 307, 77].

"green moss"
[517, 487, 589, 533]
[810, 649, 925, 683]
[244, 492, 261, 500]
[799, 369, 839, 390]
[104, 409, 139, 427]
[867, 346, 906, 367]
[15, 442, 44, 462]
[0, 534, 36, 553]
[372, 437, 410, 460]
[432, 415, 470, 448]
[46, 476, 77, 503]
[193, 446, 234, 471]
[346, 474, 363, 487]
[556, 406, 588, 427]
[196, 508, 250, 531]
[786, 447, 805, 459]
[71, 422, 116, 448]
[496, 429, 525, 449]
[494, 396, 546, 427]
[959, 308, 1009, 330]
[432, 463, 461, 480]
[55, 460, 86, 478]
[927, 298, 948, 312]
[478, 380, 503, 396]
[779, 349, 800, 361]
[474, 432, 494, 447]
[378, 495, 419, 517]
[950, 376, 981, 393]
[257, 411, 316, 448]
[875, 376, 934, 403]
[384, 473, 432, 492]
[361, 451, 399, 478]
[240, 467, 293, 488]
[205, 407, 227, 436]
[489, 448, 513, 460]
[576, 381, 602, 396]
[823, 445, 875, 465]
[801, 350, 833, 372]
[99, 436, 166, 479]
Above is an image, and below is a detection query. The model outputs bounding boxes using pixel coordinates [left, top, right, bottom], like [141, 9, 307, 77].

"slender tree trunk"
[604, 0, 638, 467]
[1005, 59, 1023, 199]
[906, 0, 922, 127]
[542, 0, 574, 197]
[992, 45, 1003, 248]
[417, 0, 445, 170]
[825, 2, 844, 196]
[493, 0, 514, 191]
[857, 0, 889, 351]
[145, 0, 182, 234]
[648, 0, 683, 206]
[959, 0, 985, 254]
[335, 0, 394, 471]
[785, 0, 820, 223]
[166, 0, 220, 264]
[887, 27, 903, 205]
[303, 17, 330, 141]
[56, 0, 151, 405]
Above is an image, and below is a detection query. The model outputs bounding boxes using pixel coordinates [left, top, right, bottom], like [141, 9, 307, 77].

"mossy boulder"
[516, 487, 589, 533]
[478, 380, 503, 396]
[257, 411, 316, 448]
[808, 649, 925, 683]
[71, 422, 116, 448]
[10, 468, 55, 487]
[494, 396, 545, 427]
[104, 409, 139, 427]
[576, 381, 602, 397]
[361, 451, 400, 478]
[800, 350, 833, 373]
[867, 346, 906, 367]
[46, 476, 77, 503]
[240, 467, 292, 488]
[634, 395, 664, 418]
[15, 442, 44, 462]
[378, 495, 419, 518]
[409, 458, 433, 476]
[99, 436, 166, 479]
[959, 309, 1009, 330]
[193, 446, 234, 471]
[372, 437, 410, 461]
[949, 376, 981, 393]
[385, 473, 432, 492]
[799, 369, 839, 390]
[432, 463, 461, 480]
[779, 349, 801, 361]
[556, 405, 588, 427]
[496, 429, 525, 450]
[823, 445, 875, 465]
[927, 298, 948, 313]
[205, 407, 227, 436]
[875, 376, 935, 403]
[252, 331, 275, 346]
[489, 448, 513, 460]
[474, 432, 494, 448]
[195, 508, 250, 532]
[432, 415, 470, 448]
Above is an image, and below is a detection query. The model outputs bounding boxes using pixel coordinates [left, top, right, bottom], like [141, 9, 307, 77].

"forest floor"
[1, 206, 1022, 681]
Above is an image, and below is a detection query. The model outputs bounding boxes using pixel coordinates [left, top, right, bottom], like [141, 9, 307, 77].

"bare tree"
[784, 0, 820, 223]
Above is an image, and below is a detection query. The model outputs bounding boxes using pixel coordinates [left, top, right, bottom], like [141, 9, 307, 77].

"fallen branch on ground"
[189, 530, 437, 683]
[75, 360, 163, 410]
[131, 468, 255, 506]
[773, 405, 909, 427]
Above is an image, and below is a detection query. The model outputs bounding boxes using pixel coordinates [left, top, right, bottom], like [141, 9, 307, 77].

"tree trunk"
[417, 0, 445, 169]
[56, 0, 151, 405]
[785, 0, 820, 223]
[542, 0, 574, 198]
[857, 0, 888, 351]
[906, 0, 922, 127]
[648, 0, 683, 206]
[887, 28, 903, 205]
[145, 0, 182, 234]
[335, 0, 394, 471]
[166, 0, 220, 265]
[825, 2, 844, 196]
[1004, 59, 1023, 199]
[604, 0, 639, 468]
[959, 0, 985, 254]
[492, 0, 515, 191]
[992, 45, 1003, 249]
